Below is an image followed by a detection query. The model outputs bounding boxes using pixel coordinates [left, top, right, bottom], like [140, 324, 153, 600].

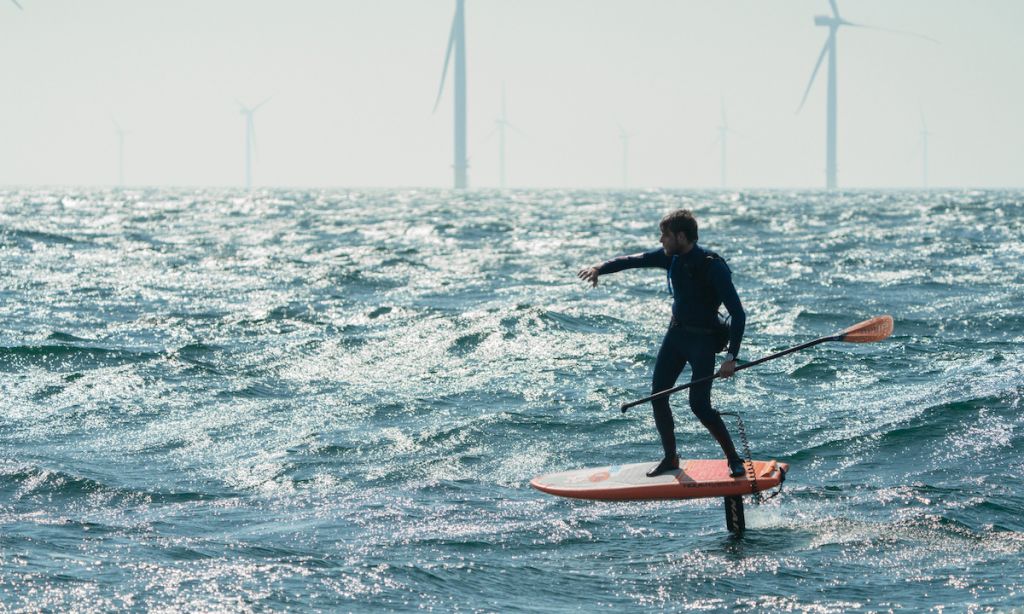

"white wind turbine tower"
[618, 125, 634, 189]
[237, 98, 270, 191]
[797, 0, 935, 190]
[920, 109, 930, 189]
[433, 0, 468, 189]
[490, 84, 527, 190]
[717, 98, 729, 189]
[496, 84, 509, 189]
[112, 120, 129, 187]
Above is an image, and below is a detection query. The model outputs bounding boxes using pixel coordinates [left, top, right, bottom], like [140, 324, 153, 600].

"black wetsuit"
[598, 244, 747, 460]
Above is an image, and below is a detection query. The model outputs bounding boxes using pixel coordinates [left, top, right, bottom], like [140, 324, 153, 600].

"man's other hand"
[717, 360, 737, 378]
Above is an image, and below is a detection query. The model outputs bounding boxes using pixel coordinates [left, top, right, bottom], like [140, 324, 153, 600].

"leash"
[718, 411, 785, 504]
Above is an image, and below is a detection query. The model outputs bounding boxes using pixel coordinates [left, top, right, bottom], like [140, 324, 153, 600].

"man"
[578, 209, 747, 478]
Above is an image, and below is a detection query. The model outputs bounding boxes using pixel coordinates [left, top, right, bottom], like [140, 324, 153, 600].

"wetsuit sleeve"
[709, 260, 746, 358]
[596, 248, 669, 275]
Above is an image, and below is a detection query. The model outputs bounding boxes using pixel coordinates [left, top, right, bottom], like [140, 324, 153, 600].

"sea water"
[1, 189, 1021, 611]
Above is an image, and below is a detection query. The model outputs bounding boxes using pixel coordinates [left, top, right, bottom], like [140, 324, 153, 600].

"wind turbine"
[797, 0, 846, 190]
[496, 84, 508, 189]
[798, 0, 935, 190]
[237, 98, 270, 191]
[717, 98, 729, 189]
[432, 0, 468, 189]
[112, 120, 129, 187]
[490, 84, 527, 189]
[919, 109, 930, 189]
[617, 125, 634, 189]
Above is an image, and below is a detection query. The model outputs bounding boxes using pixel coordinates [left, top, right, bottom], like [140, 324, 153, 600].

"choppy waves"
[1, 188, 1022, 610]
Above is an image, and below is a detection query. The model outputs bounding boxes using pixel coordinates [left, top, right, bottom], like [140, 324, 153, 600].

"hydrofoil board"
[531, 459, 787, 501]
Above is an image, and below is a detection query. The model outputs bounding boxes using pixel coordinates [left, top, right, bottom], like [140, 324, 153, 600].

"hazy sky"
[1, 0, 1022, 189]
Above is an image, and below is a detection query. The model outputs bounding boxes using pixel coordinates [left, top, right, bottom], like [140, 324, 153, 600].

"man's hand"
[577, 266, 600, 287]
[717, 359, 737, 378]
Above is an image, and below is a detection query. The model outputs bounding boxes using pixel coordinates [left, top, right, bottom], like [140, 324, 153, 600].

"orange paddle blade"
[839, 315, 894, 343]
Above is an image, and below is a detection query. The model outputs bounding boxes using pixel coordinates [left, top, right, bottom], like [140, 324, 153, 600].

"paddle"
[620, 315, 894, 413]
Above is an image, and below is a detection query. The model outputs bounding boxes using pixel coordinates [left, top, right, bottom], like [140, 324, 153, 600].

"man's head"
[659, 209, 698, 255]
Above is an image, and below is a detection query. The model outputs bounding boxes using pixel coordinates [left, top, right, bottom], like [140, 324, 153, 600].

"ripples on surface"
[1, 188, 1022, 610]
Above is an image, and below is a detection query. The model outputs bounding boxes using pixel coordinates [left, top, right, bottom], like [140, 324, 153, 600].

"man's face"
[660, 228, 691, 255]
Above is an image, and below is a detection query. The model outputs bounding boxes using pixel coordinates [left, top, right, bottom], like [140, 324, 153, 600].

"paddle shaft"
[620, 334, 840, 413]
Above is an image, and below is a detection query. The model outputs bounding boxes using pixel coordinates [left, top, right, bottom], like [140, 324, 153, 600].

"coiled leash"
[718, 411, 785, 504]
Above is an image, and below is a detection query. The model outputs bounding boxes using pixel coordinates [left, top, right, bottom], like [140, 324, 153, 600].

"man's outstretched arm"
[577, 248, 668, 287]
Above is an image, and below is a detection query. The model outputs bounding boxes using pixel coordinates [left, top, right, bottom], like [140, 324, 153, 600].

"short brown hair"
[659, 209, 698, 242]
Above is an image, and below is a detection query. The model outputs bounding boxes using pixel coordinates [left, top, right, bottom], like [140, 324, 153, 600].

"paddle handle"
[620, 334, 839, 413]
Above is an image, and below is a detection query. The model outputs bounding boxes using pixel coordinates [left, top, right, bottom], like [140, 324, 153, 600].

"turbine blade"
[431, 9, 458, 114]
[506, 122, 528, 139]
[252, 96, 272, 112]
[797, 38, 830, 113]
[844, 21, 940, 44]
[828, 0, 840, 19]
[10, 0, 23, 9]
[481, 124, 498, 144]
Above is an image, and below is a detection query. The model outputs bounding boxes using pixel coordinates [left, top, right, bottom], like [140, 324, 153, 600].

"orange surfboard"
[530, 459, 788, 501]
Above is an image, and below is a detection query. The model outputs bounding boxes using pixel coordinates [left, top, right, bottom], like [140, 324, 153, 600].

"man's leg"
[686, 337, 741, 464]
[650, 328, 686, 460]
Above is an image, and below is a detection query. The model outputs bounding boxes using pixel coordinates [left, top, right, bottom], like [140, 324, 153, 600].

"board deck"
[530, 459, 787, 501]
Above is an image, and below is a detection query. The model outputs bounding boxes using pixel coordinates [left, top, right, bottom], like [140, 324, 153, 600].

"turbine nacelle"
[237, 97, 271, 117]
[814, 15, 844, 28]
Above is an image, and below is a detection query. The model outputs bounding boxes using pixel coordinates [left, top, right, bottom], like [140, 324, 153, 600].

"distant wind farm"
[3, 0, 1014, 190]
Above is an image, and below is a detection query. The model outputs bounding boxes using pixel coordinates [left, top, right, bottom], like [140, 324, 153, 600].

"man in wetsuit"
[578, 209, 747, 478]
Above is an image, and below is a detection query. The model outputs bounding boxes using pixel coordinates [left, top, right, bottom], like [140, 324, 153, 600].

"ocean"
[1, 188, 1021, 611]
